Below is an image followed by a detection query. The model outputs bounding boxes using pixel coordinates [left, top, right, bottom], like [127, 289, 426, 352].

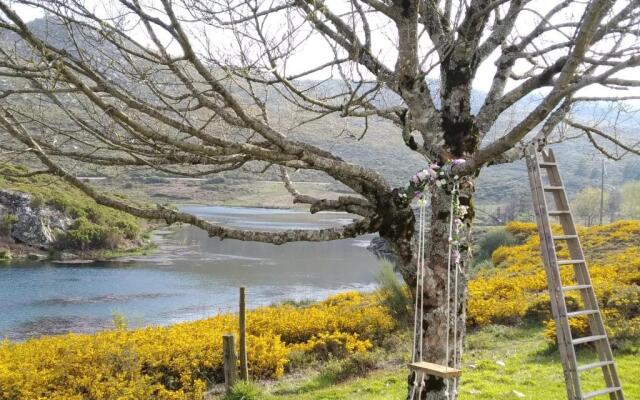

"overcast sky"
[9, 1, 640, 103]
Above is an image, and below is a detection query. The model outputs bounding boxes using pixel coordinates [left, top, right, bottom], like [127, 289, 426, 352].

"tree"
[0, 1, 639, 398]
[621, 181, 640, 219]
[608, 188, 621, 222]
[573, 187, 609, 226]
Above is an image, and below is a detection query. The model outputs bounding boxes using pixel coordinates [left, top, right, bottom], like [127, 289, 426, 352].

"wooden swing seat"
[408, 362, 461, 379]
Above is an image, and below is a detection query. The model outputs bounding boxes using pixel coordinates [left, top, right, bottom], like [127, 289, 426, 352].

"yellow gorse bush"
[469, 220, 640, 346]
[0, 292, 395, 400]
[289, 331, 373, 359]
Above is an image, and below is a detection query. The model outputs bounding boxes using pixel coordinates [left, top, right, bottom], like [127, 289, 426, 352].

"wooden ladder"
[526, 148, 624, 400]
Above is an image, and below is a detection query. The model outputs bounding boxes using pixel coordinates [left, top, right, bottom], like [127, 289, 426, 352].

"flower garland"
[404, 158, 473, 288]
[405, 159, 470, 231]
[407, 159, 466, 197]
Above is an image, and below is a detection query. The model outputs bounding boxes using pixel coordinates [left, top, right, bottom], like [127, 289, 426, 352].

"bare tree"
[0, 1, 639, 398]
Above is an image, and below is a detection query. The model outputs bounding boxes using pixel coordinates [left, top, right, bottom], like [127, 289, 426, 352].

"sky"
[7, 0, 640, 102]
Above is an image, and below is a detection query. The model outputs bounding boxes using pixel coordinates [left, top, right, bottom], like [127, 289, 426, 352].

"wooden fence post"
[223, 334, 236, 393]
[239, 286, 249, 381]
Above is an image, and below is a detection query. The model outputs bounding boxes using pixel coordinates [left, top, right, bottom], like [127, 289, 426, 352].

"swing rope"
[410, 182, 461, 400]
[451, 183, 461, 399]
[444, 184, 456, 398]
[410, 200, 427, 400]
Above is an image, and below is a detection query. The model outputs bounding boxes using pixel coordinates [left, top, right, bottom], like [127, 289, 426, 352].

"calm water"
[0, 206, 379, 341]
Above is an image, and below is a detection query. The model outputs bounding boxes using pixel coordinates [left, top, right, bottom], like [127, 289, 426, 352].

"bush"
[317, 351, 379, 384]
[376, 262, 411, 327]
[29, 195, 45, 209]
[0, 248, 11, 260]
[55, 217, 121, 250]
[0, 214, 17, 236]
[543, 316, 589, 345]
[470, 220, 640, 348]
[222, 381, 265, 400]
[290, 331, 372, 360]
[474, 228, 517, 265]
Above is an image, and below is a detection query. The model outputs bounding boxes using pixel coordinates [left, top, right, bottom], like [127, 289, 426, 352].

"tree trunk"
[406, 185, 473, 400]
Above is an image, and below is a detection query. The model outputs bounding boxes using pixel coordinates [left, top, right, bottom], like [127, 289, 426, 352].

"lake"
[0, 206, 380, 341]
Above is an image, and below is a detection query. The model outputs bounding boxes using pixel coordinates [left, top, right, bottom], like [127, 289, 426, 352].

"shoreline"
[0, 225, 162, 265]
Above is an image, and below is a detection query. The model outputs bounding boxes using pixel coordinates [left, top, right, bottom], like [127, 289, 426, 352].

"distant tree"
[622, 160, 640, 182]
[621, 181, 640, 219]
[608, 189, 622, 222]
[0, 1, 639, 398]
[574, 187, 609, 226]
[501, 191, 533, 222]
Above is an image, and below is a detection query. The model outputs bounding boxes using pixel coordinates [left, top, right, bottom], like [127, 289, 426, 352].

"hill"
[0, 17, 638, 225]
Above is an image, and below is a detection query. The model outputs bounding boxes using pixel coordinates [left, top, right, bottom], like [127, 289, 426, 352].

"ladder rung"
[543, 186, 564, 191]
[557, 259, 586, 265]
[572, 335, 607, 345]
[549, 210, 571, 216]
[562, 284, 592, 291]
[553, 235, 578, 240]
[577, 360, 614, 372]
[566, 309, 598, 318]
[539, 162, 557, 167]
[582, 387, 622, 399]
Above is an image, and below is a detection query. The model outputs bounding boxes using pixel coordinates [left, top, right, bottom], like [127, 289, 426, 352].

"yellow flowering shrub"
[0, 292, 395, 400]
[543, 316, 590, 344]
[289, 331, 373, 359]
[246, 291, 394, 344]
[470, 220, 640, 347]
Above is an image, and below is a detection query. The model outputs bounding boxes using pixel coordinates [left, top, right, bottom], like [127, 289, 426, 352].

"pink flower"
[452, 159, 466, 165]
[452, 249, 461, 264]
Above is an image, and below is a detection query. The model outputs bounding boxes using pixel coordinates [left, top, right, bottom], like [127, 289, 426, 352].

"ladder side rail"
[526, 151, 581, 400]
[545, 150, 624, 400]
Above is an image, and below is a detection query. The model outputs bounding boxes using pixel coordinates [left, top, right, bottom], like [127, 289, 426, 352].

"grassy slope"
[251, 326, 639, 400]
[0, 168, 144, 255]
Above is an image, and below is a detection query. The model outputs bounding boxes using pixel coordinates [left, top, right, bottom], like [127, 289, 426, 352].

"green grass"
[222, 325, 639, 400]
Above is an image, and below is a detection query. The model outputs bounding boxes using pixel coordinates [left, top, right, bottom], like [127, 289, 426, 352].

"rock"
[27, 253, 46, 261]
[0, 189, 72, 248]
[367, 236, 395, 262]
[51, 259, 94, 264]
